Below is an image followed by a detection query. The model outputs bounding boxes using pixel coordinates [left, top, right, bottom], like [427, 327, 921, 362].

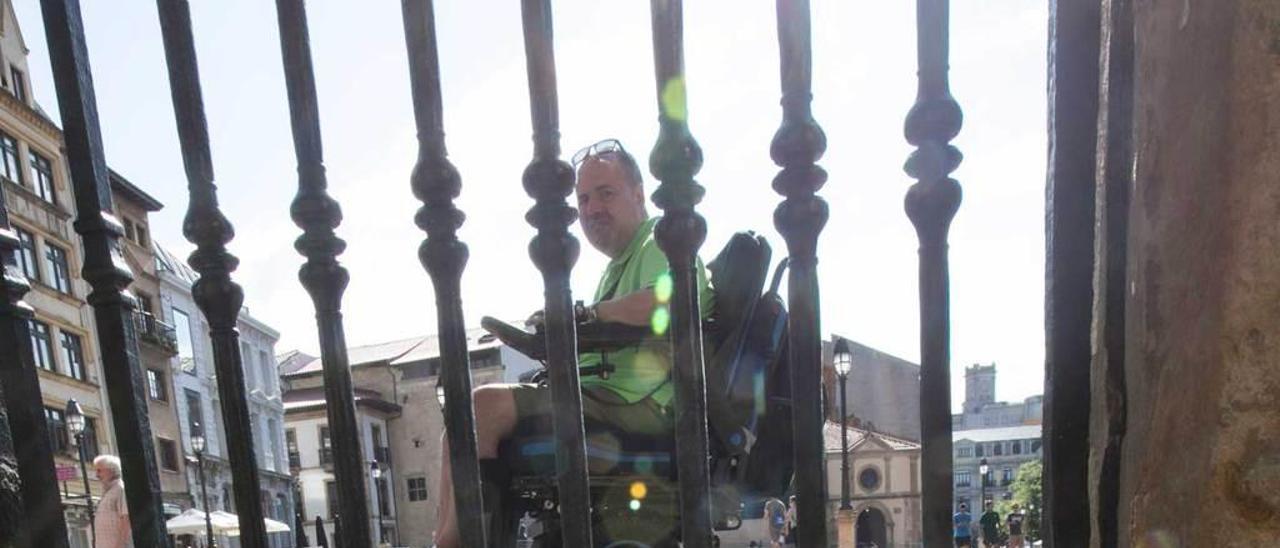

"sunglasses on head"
[571, 138, 626, 167]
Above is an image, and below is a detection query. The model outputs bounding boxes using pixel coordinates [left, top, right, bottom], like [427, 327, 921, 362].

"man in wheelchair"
[434, 139, 714, 547]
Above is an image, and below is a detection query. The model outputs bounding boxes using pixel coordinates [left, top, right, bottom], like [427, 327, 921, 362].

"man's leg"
[434, 385, 520, 548]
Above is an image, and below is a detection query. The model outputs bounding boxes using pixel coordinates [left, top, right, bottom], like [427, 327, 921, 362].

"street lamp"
[191, 422, 216, 548]
[65, 399, 96, 548]
[369, 461, 385, 545]
[978, 457, 989, 508]
[833, 337, 853, 511]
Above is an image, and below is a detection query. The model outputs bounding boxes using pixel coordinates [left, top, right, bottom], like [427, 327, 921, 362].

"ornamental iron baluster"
[400, 1, 487, 546]
[0, 170, 57, 548]
[1092, 0, 1134, 545]
[771, 0, 830, 545]
[275, 2, 373, 546]
[518, 1, 593, 546]
[648, 1, 713, 545]
[903, 0, 963, 544]
[39, 1, 171, 546]
[155, 1, 268, 545]
[1043, 0, 1101, 544]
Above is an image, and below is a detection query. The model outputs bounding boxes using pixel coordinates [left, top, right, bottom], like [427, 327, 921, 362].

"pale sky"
[13, 0, 1048, 412]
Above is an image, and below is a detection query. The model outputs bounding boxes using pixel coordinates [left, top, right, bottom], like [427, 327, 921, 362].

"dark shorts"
[955, 537, 973, 547]
[511, 383, 672, 437]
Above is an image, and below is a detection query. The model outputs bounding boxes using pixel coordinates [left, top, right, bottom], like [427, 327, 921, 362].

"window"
[264, 418, 278, 471]
[185, 388, 204, 436]
[9, 66, 25, 102]
[259, 349, 273, 394]
[325, 481, 338, 518]
[137, 294, 154, 316]
[1012, 440, 1022, 455]
[407, 477, 428, 502]
[80, 417, 99, 459]
[44, 243, 71, 293]
[1001, 468, 1015, 485]
[975, 443, 985, 457]
[993, 442, 1004, 456]
[15, 226, 38, 281]
[158, 438, 179, 471]
[286, 428, 300, 468]
[173, 308, 195, 373]
[242, 342, 257, 389]
[955, 471, 972, 487]
[123, 218, 136, 242]
[147, 369, 167, 401]
[29, 320, 54, 371]
[319, 426, 332, 465]
[60, 331, 86, 381]
[956, 446, 973, 458]
[858, 467, 882, 492]
[44, 407, 68, 454]
[29, 150, 53, 204]
[135, 224, 149, 248]
[0, 132, 19, 184]
[1031, 440, 1042, 453]
[222, 485, 233, 512]
[372, 424, 385, 463]
[376, 477, 390, 516]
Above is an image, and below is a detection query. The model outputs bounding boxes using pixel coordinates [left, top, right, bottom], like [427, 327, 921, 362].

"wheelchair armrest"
[481, 316, 547, 361]
[576, 321, 658, 353]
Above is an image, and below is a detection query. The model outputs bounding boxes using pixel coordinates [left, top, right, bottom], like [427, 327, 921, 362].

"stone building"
[952, 424, 1042, 509]
[0, 1, 129, 543]
[952, 364, 1043, 431]
[156, 242, 295, 548]
[280, 329, 540, 547]
[109, 171, 192, 518]
[824, 336, 921, 441]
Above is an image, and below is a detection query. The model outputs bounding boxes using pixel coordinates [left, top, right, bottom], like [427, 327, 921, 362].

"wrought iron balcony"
[288, 451, 301, 470]
[133, 311, 179, 354]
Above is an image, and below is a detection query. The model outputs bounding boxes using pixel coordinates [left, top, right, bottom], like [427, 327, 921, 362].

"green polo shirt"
[578, 217, 715, 406]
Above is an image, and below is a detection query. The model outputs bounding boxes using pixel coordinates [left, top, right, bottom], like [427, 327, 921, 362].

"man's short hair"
[93, 454, 122, 478]
[600, 149, 645, 189]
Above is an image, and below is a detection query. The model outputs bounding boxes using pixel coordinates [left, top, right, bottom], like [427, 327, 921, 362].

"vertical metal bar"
[1044, 1, 1100, 545]
[38, 1, 172, 546]
[153, 2, 268, 546]
[273, 2, 373, 547]
[771, 0, 829, 545]
[903, 0, 963, 544]
[518, 2, 594, 547]
[0, 180, 50, 548]
[1092, 1, 1133, 545]
[648, 2, 713, 546]
[399, 2, 486, 547]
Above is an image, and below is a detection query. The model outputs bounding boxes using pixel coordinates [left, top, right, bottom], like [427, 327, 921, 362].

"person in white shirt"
[93, 455, 132, 548]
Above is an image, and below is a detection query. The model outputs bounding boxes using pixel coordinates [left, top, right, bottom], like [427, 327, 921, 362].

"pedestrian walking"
[979, 501, 1002, 547]
[1006, 503, 1027, 548]
[93, 455, 131, 548]
[953, 503, 974, 547]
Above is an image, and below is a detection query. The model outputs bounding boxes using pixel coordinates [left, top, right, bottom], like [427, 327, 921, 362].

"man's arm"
[594, 289, 657, 327]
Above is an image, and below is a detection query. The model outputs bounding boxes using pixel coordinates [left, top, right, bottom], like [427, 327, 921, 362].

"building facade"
[824, 336, 922, 441]
[110, 171, 192, 517]
[0, 2, 120, 544]
[156, 242, 295, 548]
[952, 424, 1042, 509]
[280, 329, 539, 547]
[952, 364, 1044, 431]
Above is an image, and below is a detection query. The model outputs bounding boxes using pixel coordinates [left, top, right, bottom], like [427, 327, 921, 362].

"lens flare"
[654, 272, 674, 303]
[629, 481, 648, 500]
[650, 306, 670, 335]
[629, 499, 642, 512]
[661, 77, 688, 122]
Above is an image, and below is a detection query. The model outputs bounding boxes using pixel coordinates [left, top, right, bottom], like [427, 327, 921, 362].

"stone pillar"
[835, 507, 855, 548]
[1090, 0, 1280, 545]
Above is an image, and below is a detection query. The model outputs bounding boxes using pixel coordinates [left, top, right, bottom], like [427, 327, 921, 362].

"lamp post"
[65, 399, 95, 548]
[833, 337, 853, 511]
[979, 457, 989, 508]
[191, 422, 216, 548]
[369, 461, 384, 545]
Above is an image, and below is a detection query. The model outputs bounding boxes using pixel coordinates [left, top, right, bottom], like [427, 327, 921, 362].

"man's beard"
[583, 215, 614, 250]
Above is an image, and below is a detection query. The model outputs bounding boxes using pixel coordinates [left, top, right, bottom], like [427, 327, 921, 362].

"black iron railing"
[0, 0, 1137, 547]
[134, 310, 179, 353]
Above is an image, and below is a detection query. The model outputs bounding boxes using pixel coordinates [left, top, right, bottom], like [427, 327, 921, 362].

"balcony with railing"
[133, 311, 178, 355]
[288, 451, 301, 471]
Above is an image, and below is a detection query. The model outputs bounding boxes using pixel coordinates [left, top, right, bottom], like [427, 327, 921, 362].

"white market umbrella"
[166, 509, 239, 536]
[215, 510, 292, 536]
